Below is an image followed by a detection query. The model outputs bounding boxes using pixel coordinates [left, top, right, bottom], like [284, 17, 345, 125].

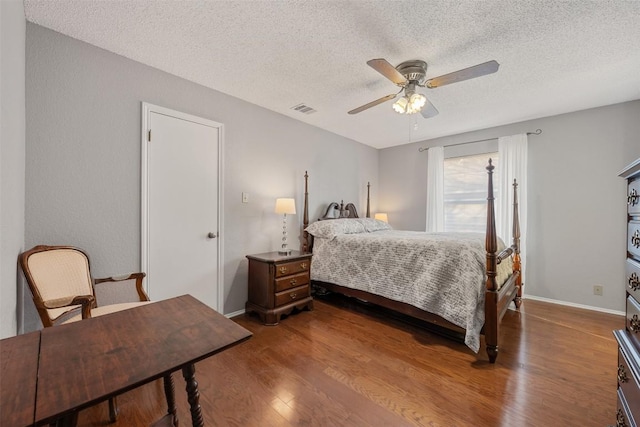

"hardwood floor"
[79, 296, 623, 426]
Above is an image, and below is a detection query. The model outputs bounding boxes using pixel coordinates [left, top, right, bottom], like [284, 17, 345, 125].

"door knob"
[207, 232, 217, 239]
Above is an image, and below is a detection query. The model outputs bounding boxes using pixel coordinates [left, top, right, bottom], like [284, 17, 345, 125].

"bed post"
[366, 182, 371, 218]
[302, 171, 310, 253]
[512, 179, 523, 308]
[485, 159, 499, 363]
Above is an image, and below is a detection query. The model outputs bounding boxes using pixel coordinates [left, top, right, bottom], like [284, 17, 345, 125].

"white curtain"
[426, 146, 444, 232]
[497, 133, 528, 283]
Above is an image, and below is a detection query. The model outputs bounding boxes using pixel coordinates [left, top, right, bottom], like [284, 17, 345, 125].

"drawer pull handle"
[289, 292, 297, 299]
[630, 272, 640, 292]
[630, 314, 640, 333]
[617, 408, 628, 427]
[290, 279, 297, 286]
[618, 364, 629, 383]
[279, 266, 287, 274]
[300, 262, 308, 269]
[632, 230, 640, 249]
[629, 188, 639, 206]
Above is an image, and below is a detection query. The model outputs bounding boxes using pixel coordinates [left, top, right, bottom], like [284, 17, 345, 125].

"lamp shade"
[392, 96, 408, 113]
[275, 198, 296, 215]
[374, 213, 388, 223]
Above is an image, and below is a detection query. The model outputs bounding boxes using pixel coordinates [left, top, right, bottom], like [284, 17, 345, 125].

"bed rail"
[496, 247, 514, 264]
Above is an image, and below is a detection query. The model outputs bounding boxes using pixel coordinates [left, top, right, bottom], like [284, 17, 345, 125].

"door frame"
[140, 102, 225, 313]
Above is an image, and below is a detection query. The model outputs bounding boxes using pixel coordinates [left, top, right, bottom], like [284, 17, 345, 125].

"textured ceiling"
[23, 0, 640, 149]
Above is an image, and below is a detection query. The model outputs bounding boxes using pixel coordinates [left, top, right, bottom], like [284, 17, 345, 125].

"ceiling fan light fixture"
[407, 93, 426, 114]
[392, 92, 426, 115]
[392, 96, 409, 113]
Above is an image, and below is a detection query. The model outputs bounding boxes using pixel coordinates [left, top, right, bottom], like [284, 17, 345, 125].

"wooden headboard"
[301, 171, 371, 253]
[319, 201, 360, 220]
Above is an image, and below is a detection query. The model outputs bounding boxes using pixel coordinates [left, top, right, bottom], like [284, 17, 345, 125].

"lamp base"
[278, 250, 292, 256]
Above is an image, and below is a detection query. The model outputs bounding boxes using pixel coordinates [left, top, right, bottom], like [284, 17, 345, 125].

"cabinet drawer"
[629, 178, 640, 216]
[275, 284, 310, 307]
[618, 387, 637, 427]
[627, 297, 640, 349]
[275, 271, 309, 292]
[629, 259, 640, 301]
[619, 344, 640, 423]
[275, 259, 311, 278]
[630, 221, 640, 261]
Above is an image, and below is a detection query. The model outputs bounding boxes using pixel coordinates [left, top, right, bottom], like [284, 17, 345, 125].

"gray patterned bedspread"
[311, 230, 513, 353]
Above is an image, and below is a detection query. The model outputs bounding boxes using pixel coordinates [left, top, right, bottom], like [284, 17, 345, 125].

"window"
[443, 152, 499, 233]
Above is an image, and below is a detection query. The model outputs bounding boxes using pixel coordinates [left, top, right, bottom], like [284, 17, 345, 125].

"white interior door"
[142, 104, 223, 311]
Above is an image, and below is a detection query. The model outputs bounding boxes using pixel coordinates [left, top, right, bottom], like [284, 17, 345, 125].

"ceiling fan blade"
[420, 97, 439, 118]
[348, 93, 398, 115]
[425, 60, 499, 89]
[367, 59, 407, 86]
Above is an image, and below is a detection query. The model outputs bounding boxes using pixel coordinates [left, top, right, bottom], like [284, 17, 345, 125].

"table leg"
[163, 374, 179, 426]
[54, 411, 77, 427]
[181, 363, 204, 427]
[108, 396, 118, 423]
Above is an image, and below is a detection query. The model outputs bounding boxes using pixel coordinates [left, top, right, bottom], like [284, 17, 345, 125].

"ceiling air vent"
[290, 103, 317, 115]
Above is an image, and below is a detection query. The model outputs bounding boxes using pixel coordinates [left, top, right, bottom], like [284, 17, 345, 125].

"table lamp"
[275, 198, 296, 255]
[374, 213, 388, 223]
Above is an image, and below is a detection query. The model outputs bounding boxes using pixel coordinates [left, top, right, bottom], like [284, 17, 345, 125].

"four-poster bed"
[301, 160, 522, 363]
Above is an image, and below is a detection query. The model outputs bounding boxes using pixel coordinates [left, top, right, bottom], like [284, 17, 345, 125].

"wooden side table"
[0, 330, 40, 427]
[11, 296, 251, 427]
[245, 251, 313, 325]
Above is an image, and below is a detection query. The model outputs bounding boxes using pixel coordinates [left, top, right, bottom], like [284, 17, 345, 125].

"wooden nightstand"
[245, 251, 313, 325]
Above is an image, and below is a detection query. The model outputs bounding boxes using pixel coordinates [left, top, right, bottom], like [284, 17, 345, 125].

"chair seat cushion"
[60, 301, 152, 324]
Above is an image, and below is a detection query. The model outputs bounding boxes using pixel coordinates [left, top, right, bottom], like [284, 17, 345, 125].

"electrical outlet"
[242, 192, 249, 203]
[593, 285, 603, 296]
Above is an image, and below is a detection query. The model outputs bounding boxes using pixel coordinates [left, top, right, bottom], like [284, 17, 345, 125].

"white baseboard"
[226, 308, 245, 319]
[523, 294, 625, 316]
[224, 297, 623, 320]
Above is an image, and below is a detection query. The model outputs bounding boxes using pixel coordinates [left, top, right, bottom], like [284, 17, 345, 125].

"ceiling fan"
[348, 58, 500, 118]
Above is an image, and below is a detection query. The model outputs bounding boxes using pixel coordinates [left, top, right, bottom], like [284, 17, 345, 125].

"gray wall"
[24, 23, 378, 331]
[380, 100, 640, 312]
[1, 0, 26, 338]
[19, 21, 639, 331]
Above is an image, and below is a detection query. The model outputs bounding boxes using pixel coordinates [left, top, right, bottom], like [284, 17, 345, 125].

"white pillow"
[304, 218, 366, 239]
[357, 218, 393, 232]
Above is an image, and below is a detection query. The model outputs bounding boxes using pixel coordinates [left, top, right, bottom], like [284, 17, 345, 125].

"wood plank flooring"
[78, 296, 623, 426]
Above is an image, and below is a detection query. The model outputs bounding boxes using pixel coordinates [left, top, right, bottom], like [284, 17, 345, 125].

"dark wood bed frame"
[301, 160, 522, 363]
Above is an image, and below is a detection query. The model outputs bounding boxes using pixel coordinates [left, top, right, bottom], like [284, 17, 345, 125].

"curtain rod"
[417, 129, 542, 152]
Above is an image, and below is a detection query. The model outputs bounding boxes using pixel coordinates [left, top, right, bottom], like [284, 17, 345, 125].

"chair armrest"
[43, 295, 95, 319]
[94, 272, 149, 302]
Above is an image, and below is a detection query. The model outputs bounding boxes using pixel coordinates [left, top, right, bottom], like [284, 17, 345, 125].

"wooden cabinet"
[245, 251, 313, 325]
[616, 157, 640, 427]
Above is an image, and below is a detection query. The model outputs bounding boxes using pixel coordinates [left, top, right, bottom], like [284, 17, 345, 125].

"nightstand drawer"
[275, 284, 310, 307]
[275, 272, 309, 292]
[275, 260, 310, 278]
